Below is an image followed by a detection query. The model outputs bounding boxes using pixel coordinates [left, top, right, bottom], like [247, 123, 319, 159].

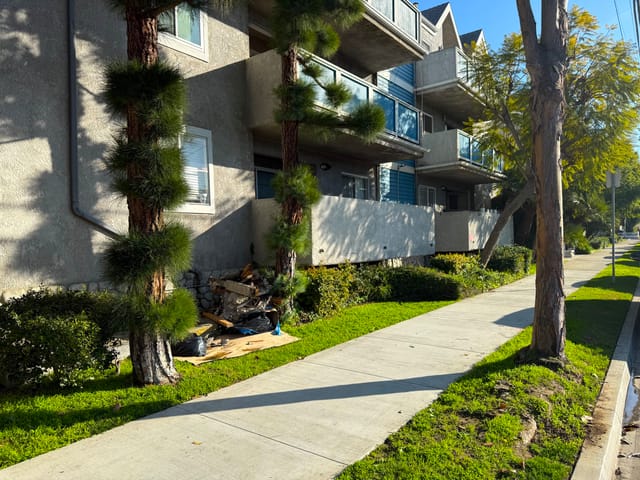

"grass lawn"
[338, 258, 639, 479]
[1, 252, 634, 476]
[0, 301, 453, 468]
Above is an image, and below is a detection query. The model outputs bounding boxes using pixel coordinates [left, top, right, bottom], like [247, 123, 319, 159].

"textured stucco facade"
[1, 1, 512, 300]
[0, 1, 254, 297]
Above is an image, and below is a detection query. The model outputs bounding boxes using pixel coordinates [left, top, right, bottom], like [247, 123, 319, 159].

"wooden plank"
[201, 311, 234, 328]
[222, 280, 259, 297]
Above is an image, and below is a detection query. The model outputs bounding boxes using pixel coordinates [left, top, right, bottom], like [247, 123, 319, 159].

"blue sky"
[417, 0, 638, 49]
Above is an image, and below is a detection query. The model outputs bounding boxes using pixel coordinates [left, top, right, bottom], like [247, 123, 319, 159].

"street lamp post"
[606, 170, 621, 281]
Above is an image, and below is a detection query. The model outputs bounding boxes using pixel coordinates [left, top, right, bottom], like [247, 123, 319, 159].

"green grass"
[0, 301, 452, 468]
[1, 253, 631, 476]
[338, 259, 639, 479]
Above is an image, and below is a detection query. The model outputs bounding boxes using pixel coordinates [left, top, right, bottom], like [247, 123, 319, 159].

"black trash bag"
[233, 312, 273, 334]
[171, 334, 207, 357]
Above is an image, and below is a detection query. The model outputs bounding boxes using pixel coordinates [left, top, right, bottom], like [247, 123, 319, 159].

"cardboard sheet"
[175, 331, 299, 366]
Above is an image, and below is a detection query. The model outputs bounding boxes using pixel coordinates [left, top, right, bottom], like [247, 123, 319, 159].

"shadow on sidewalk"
[494, 308, 533, 328]
[150, 373, 464, 417]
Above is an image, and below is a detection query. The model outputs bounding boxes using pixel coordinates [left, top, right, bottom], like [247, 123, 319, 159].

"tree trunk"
[480, 177, 535, 266]
[517, 0, 568, 360]
[275, 46, 303, 280]
[125, 7, 178, 385]
[129, 328, 180, 385]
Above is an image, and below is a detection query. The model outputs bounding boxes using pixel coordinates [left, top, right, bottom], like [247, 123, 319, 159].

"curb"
[571, 277, 640, 480]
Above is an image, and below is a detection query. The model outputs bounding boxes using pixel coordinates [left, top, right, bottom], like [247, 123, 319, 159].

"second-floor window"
[159, 4, 208, 61]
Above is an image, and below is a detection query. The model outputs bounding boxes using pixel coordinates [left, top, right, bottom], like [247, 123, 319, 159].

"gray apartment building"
[0, 1, 512, 300]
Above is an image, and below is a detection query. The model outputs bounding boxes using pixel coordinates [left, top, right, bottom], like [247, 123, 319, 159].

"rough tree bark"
[516, 0, 568, 360]
[125, 7, 178, 385]
[275, 46, 304, 281]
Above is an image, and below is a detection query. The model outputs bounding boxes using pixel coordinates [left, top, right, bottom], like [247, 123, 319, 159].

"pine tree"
[102, 0, 212, 385]
[269, 0, 385, 314]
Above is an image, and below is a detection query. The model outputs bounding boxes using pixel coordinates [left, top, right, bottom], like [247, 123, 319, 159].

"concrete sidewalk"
[0, 245, 634, 480]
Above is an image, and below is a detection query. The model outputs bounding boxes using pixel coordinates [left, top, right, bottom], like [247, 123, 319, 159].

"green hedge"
[297, 264, 462, 319]
[372, 266, 461, 302]
[430, 253, 479, 274]
[0, 290, 123, 388]
[487, 245, 533, 274]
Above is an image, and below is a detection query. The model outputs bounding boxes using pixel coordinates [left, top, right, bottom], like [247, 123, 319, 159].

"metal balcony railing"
[457, 131, 504, 172]
[300, 55, 421, 144]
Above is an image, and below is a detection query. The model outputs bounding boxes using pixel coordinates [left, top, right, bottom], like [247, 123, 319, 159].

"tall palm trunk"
[125, 8, 178, 385]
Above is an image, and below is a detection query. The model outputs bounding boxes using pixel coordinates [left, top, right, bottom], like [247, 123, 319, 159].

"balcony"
[435, 210, 514, 253]
[249, 0, 425, 74]
[247, 49, 425, 163]
[252, 196, 435, 266]
[415, 47, 484, 122]
[417, 130, 505, 184]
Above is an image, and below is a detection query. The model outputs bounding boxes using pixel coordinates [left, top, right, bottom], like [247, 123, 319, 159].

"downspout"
[68, 0, 118, 239]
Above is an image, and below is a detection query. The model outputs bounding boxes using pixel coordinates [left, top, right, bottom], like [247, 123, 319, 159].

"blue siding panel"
[377, 76, 415, 106]
[390, 63, 415, 86]
[380, 164, 416, 205]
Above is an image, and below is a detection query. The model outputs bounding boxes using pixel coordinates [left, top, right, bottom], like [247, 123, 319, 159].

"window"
[418, 185, 436, 207]
[342, 174, 369, 200]
[175, 126, 214, 214]
[423, 113, 433, 134]
[255, 168, 277, 199]
[159, 3, 208, 61]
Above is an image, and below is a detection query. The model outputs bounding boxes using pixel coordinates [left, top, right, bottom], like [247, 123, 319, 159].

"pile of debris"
[172, 265, 282, 359]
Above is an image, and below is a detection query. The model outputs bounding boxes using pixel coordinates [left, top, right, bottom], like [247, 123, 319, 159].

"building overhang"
[416, 81, 485, 123]
[416, 162, 505, 184]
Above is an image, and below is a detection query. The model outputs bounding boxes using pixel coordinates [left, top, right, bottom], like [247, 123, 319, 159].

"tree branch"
[516, 0, 540, 65]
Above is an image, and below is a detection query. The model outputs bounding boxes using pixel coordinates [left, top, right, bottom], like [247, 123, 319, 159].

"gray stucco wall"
[0, 1, 254, 297]
[252, 196, 436, 267]
[0, 0, 111, 296]
[435, 210, 514, 252]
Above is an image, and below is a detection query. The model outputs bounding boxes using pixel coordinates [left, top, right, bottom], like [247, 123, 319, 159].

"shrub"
[487, 245, 533, 274]
[297, 263, 357, 318]
[384, 267, 461, 301]
[453, 269, 514, 297]
[430, 253, 479, 274]
[0, 311, 102, 388]
[0, 289, 123, 388]
[356, 266, 462, 302]
[589, 236, 610, 250]
[574, 239, 593, 254]
[565, 224, 592, 254]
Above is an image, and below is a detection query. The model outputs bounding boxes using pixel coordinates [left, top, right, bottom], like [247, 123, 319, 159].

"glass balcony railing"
[367, 0, 420, 43]
[300, 55, 421, 144]
[457, 131, 504, 172]
[455, 48, 475, 85]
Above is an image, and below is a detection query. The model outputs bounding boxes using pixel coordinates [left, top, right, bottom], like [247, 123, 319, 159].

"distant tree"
[472, 6, 640, 268]
[268, 0, 385, 314]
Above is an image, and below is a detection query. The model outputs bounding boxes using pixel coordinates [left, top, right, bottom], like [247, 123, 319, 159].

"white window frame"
[341, 172, 370, 200]
[175, 126, 214, 214]
[158, 3, 209, 62]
